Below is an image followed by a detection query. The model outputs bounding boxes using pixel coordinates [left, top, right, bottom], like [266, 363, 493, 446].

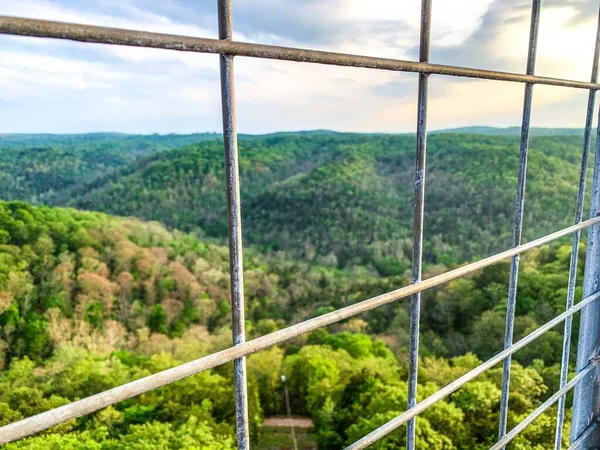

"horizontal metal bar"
[0, 218, 598, 444]
[344, 291, 600, 450]
[491, 364, 594, 450]
[0, 15, 599, 90]
[568, 420, 598, 450]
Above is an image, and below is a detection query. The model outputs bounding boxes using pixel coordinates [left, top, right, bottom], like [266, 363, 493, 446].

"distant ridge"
[0, 132, 221, 148]
[431, 126, 585, 136]
[0, 127, 588, 140]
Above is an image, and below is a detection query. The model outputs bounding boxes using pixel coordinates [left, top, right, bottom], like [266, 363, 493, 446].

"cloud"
[544, 0, 599, 27]
[430, 0, 598, 79]
[0, 0, 598, 134]
[431, 0, 532, 73]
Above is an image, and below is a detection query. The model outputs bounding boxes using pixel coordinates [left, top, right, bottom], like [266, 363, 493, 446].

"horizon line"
[0, 125, 589, 137]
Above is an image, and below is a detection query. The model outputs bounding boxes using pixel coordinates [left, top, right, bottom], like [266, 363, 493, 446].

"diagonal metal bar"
[0, 218, 597, 445]
[344, 291, 600, 450]
[571, 91, 600, 445]
[554, 5, 600, 448]
[498, 1, 541, 445]
[217, 1, 249, 448]
[0, 16, 599, 90]
[491, 364, 594, 450]
[406, 1, 432, 448]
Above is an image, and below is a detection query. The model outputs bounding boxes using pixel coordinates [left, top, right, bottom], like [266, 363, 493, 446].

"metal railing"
[1, 0, 600, 448]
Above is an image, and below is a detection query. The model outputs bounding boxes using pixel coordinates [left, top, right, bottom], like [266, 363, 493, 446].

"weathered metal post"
[218, 0, 250, 448]
[571, 108, 600, 448]
[555, 6, 600, 448]
[406, 1, 432, 449]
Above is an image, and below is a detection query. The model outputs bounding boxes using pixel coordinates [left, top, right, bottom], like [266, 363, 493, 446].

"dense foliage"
[0, 200, 585, 448]
[0, 337, 569, 449]
[0, 133, 218, 204]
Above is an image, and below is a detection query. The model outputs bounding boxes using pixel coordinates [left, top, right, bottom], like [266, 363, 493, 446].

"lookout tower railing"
[1, 1, 600, 448]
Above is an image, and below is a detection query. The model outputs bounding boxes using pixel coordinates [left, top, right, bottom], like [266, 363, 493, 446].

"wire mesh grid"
[1, 0, 600, 448]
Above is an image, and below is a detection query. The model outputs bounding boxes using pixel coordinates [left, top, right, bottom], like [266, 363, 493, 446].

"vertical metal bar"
[571, 105, 600, 448]
[406, 1, 432, 449]
[554, 7, 600, 449]
[218, 1, 250, 448]
[498, 0, 541, 445]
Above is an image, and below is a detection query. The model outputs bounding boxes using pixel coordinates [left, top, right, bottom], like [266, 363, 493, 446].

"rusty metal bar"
[406, 1, 432, 448]
[554, 5, 600, 449]
[0, 218, 598, 445]
[217, 0, 249, 448]
[344, 291, 600, 450]
[0, 15, 599, 90]
[491, 364, 595, 450]
[498, 1, 540, 445]
[571, 97, 600, 446]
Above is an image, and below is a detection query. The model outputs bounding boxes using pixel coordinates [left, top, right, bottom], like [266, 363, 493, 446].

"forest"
[0, 130, 593, 448]
[2, 132, 590, 268]
[0, 133, 218, 205]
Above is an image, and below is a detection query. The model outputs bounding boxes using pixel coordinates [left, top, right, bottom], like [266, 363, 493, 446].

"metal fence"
[0, 0, 600, 448]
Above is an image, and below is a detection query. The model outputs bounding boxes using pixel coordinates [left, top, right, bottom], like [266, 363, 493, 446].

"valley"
[0, 129, 591, 449]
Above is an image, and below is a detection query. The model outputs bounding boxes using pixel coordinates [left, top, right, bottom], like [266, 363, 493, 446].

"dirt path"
[263, 417, 313, 428]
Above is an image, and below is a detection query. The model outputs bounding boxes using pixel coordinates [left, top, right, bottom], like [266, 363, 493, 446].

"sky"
[0, 0, 599, 134]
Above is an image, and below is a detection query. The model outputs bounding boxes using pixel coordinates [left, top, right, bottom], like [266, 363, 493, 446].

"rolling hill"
[57, 132, 588, 269]
[0, 129, 591, 269]
[0, 133, 219, 204]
